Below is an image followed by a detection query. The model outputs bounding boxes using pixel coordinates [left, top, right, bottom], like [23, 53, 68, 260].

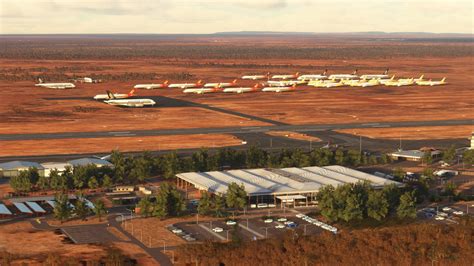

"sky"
[0, 0, 472, 34]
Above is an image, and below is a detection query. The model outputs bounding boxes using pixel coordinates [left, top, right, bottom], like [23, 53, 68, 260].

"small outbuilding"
[41, 162, 73, 177]
[67, 158, 113, 168]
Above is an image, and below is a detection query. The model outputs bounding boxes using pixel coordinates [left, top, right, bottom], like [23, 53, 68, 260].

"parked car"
[264, 218, 273, 223]
[277, 217, 287, 222]
[275, 224, 285, 229]
[212, 227, 224, 233]
[226, 220, 237, 225]
[257, 203, 268, 208]
[453, 211, 464, 216]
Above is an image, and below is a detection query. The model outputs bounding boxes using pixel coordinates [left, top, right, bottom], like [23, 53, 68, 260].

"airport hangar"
[176, 165, 402, 207]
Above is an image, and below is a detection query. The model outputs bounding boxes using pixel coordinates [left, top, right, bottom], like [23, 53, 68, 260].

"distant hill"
[213, 31, 473, 38]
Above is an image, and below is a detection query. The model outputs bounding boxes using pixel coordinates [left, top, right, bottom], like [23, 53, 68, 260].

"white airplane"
[183, 87, 222, 94]
[378, 75, 396, 85]
[203, 79, 238, 88]
[271, 72, 299, 80]
[309, 79, 345, 88]
[384, 78, 415, 87]
[297, 70, 328, 81]
[266, 80, 305, 87]
[348, 79, 380, 87]
[416, 77, 447, 86]
[359, 69, 390, 80]
[104, 98, 156, 107]
[168, 80, 203, 89]
[328, 70, 358, 80]
[241, 73, 269, 80]
[223, 83, 261, 93]
[35, 78, 75, 89]
[134, 80, 169, 89]
[94, 89, 135, 100]
[262, 84, 297, 93]
[399, 75, 424, 83]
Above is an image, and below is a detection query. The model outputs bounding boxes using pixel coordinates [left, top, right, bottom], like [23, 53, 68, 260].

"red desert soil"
[266, 131, 321, 142]
[336, 125, 473, 140]
[0, 221, 105, 263]
[0, 134, 243, 157]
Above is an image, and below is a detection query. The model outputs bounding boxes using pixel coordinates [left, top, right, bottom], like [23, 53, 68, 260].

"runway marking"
[113, 134, 137, 137]
[372, 125, 391, 128]
[108, 131, 131, 134]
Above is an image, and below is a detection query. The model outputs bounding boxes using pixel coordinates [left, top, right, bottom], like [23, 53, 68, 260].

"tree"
[137, 196, 153, 217]
[367, 190, 389, 221]
[197, 192, 212, 215]
[72, 166, 88, 190]
[88, 176, 99, 189]
[422, 151, 433, 165]
[443, 182, 457, 197]
[397, 191, 417, 219]
[162, 152, 180, 179]
[382, 183, 401, 212]
[392, 167, 405, 181]
[74, 198, 89, 221]
[225, 183, 247, 210]
[245, 146, 267, 168]
[54, 193, 72, 223]
[192, 148, 210, 172]
[316, 185, 339, 222]
[213, 195, 226, 217]
[343, 194, 364, 221]
[111, 150, 126, 183]
[37, 172, 50, 191]
[93, 199, 106, 222]
[462, 149, 474, 165]
[9, 171, 32, 193]
[102, 174, 112, 189]
[442, 145, 456, 163]
[334, 149, 345, 165]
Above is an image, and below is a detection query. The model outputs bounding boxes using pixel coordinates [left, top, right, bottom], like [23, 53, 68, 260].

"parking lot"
[418, 204, 471, 224]
[169, 212, 331, 243]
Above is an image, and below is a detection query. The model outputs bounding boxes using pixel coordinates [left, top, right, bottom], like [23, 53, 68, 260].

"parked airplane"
[359, 69, 390, 80]
[223, 83, 261, 93]
[94, 89, 135, 100]
[103, 91, 155, 107]
[266, 80, 305, 87]
[328, 70, 358, 80]
[378, 75, 396, 85]
[348, 79, 380, 87]
[35, 78, 75, 89]
[416, 77, 447, 86]
[183, 87, 222, 94]
[399, 75, 424, 83]
[384, 78, 415, 87]
[168, 80, 203, 89]
[309, 79, 345, 88]
[262, 84, 296, 92]
[134, 81, 169, 89]
[297, 70, 328, 81]
[241, 73, 269, 80]
[204, 79, 238, 88]
[271, 72, 299, 80]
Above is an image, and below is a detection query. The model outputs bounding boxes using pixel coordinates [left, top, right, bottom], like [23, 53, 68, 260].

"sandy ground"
[121, 217, 188, 248]
[266, 131, 321, 142]
[112, 242, 158, 265]
[47, 216, 107, 227]
[0, 134, 243, 157]
[107, 227, 130, 242]
[336, 125, 473, 140]
[0, 221, 105, 262]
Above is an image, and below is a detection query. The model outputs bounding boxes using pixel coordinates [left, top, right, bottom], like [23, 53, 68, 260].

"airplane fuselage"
[35, 83, 75, 89]
[359, 74, 389, 80]
[298, 75, 327, 81]
[168, 83, 200, 89]
[241, 75, 267, 80]
[104, 99, 156, 107]
[262, 86, 294, 92]
[134, 84, 167, 89]
[223, 87, 259, 93]
[327, 74, 358, 80]
[94, 93, 130, 100]
[183, 88, 219, 94]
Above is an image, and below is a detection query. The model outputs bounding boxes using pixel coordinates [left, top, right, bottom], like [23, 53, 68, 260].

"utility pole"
[270, 138, 273, 148]
[359, 135, 362, 154]
[309, 140, 312, 152]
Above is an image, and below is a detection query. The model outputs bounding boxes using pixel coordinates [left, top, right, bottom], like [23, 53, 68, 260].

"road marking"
[108, 131, 131, 134]
[113, 134, 137, 137]
[238, 223, 265, 239]
[198, 224, 226, 241]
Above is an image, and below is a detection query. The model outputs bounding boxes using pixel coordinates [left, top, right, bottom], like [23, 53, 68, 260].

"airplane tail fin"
[106, 90, 116, 99]
[352, 69, 358, 75]
[128, 89, 135, 96]
[419, 75, 424, 80]
[295, 72, 300, 77]
[383, 68, 389, 75]
[322, 69, 327, 75]
[38, 78, 43, 84]
[441, 77, 446, 82]
[232, 79, 237, 84]
[390, 75, 395, 80]
[197, 80, 203, 85]
[164, 80, 169, 86]
[291, 84, 297, 90]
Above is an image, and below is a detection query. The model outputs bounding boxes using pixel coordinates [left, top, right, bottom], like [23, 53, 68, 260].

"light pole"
[118, 214, 125, 226]
[246, 217, 249, 228]
[260, 227, 270, 238]
[157, 240, 166, 252]
[196, 213, 199, 225]
[302, 224, 310, 236]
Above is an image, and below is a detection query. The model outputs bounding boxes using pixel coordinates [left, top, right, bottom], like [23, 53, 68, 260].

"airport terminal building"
[176, 165, 402, 206]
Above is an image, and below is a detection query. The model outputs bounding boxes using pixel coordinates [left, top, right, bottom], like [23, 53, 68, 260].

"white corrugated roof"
[0, 161, 44, 170]
[176, 165, 402, 196]
[13, 202, 32, 214]
[25, 201, 46, 213]
[0, 204, 12, 215]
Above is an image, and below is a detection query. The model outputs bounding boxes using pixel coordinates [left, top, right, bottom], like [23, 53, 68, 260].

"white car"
[264, 219, 273, 223]
[257, 203, 268, 208]
[438, 212, 448, 217]
[435, 216, 445, 221]
[212, 227, 224, 233]
[226, 220, 237, 225]
[314, 221, 323, 226]
[442, 207, 452, 212]
[268, 204, 276, 208]
[171, 229, 183, 234]
[453, 211, 464, 216]
[275, 224, 285, 229]
[283, 221, 294, 225]
[277, 218, 287, 222]
[296, 214, 304, 218]
[250, 204, 257, 208]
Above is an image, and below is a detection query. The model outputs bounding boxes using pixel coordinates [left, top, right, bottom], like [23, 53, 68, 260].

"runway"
[0, 119, 472, 141]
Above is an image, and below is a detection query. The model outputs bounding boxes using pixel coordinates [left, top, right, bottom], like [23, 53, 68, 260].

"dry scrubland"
[266, 131, 322, 142]
[337, 125, 474, 140]
[177, 219, 474, 265]
[0, 35, 472, 156]
[0, 134, 243, 157]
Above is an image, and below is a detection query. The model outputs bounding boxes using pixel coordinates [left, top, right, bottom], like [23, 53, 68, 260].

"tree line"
[317, 182, 416, 223]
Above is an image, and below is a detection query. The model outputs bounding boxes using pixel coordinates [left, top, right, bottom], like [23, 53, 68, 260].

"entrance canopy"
[276, 195, 306, 203]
